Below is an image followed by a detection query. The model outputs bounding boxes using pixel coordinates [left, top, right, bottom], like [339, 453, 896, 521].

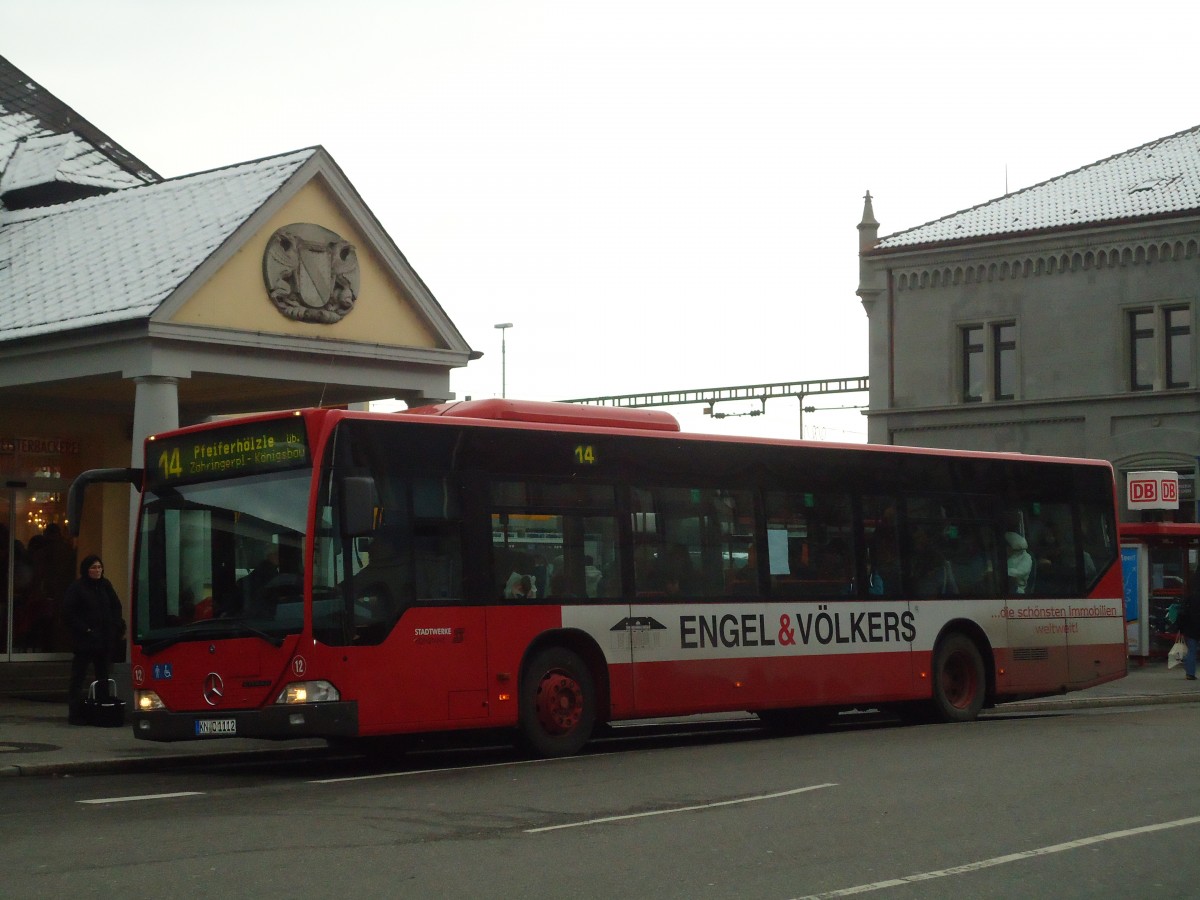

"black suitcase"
[84, 679, 127, 727]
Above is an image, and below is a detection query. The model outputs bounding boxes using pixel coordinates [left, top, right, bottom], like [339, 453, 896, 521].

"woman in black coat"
[63, 554, 126, 723]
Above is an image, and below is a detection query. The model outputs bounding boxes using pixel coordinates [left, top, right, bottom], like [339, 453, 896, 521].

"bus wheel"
[519, 647, 596, 757]
[931, 633, 985, 723]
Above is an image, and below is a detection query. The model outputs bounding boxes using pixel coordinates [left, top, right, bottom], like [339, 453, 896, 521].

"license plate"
[194, 718, 237, 736]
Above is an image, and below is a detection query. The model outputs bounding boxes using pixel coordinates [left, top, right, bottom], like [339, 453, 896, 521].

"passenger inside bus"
[584, 555, 603, 597]
[504, 572, 536, 600]
[1005, 531, 1034, 594]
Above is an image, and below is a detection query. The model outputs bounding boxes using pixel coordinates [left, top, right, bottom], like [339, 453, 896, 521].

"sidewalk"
[2, 661, 1197, 777]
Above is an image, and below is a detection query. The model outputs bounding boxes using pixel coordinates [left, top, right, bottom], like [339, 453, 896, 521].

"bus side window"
[631, 489, 663, 596]
[1022, 502, 1076, 596]
[1079, 500, 1115, 586]
[862, 496, 900, 598]
[948, 523, 1001, 597]
[318, 473, 463, 646]
[411, 476, 462, 602]
[764, 490, 855, 599]
[631, 487, 755, 599]
[490, 480, 620, 602]
[492, 511, 543, 600]
[904, 494, 1005, 599]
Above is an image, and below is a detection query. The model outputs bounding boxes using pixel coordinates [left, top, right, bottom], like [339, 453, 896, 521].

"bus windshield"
[134, 468, 311, 652]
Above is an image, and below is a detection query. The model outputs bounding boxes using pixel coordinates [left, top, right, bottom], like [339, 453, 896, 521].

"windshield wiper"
[141, 620, 285, 656]
[222, 620, 286, 648]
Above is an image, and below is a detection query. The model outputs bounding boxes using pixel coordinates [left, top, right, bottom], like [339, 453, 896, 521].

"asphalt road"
[2, 704, 1197, 899]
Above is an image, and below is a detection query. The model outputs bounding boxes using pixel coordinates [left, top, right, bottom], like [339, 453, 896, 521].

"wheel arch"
[520, 628, 612, 724]
[932, 619, 997, 707]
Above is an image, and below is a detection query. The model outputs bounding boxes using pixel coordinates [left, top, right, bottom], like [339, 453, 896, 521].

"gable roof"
[874, 124, 1200, 251]
[0, 54, 158, 194]
[0, 144, 473, 355]
[0, 149, 316, 342]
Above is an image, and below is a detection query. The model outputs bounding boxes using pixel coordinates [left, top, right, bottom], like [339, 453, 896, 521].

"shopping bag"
[1167, 636, 1187, 669]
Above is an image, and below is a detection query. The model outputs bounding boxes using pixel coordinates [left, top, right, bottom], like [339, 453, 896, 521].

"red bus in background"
[70, 399, 1126, 756]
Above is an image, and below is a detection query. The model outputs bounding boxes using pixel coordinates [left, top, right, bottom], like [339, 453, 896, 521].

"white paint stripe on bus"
[79, 791, 204, 805]
[524, 783, 837, 833]
[794, 814, 1200, 898]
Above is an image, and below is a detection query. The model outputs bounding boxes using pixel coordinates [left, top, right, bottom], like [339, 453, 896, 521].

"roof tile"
[875, 125, 1200, 250]
[0, 150, 314, 342]
[0, 54, 158, 188]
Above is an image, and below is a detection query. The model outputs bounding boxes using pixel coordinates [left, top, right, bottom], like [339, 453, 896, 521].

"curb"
[995, 691, 1200, 714]
[0, 744, 329, 778]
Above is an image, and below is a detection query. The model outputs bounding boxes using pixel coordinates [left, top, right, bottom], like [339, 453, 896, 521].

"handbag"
[1167, 635, 1188, 669]
[83, 679, 127, 727]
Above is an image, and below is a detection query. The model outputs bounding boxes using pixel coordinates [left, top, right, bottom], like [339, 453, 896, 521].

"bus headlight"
[275, 681, 340, 704]
[135, 690, 167, 711]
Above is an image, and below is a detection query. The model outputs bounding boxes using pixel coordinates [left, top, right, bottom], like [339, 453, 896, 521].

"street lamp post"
[494, 322, 513, 398]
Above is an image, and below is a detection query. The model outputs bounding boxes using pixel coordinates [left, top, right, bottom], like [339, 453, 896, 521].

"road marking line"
[79, 791, 204, 805]
[310, 754, 583, 784]
[795, 814, 1200, 898]
[525, 783, 837, 833]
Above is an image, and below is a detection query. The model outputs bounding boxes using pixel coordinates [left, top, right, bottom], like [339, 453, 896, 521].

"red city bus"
[69, 400, 1126, 756]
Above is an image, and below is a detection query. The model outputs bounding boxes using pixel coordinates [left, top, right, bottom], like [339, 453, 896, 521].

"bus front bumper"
[131, 701, 359, 742]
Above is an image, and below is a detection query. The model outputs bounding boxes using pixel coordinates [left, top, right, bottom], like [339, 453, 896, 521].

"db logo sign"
[1127, 470, 1180, 510]
[1130, 479, 1158, 502]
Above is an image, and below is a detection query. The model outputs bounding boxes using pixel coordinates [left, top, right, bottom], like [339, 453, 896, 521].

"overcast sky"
[7, 1, 1199, 441]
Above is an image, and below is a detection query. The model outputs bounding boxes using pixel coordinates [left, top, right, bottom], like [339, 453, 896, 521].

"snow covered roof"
[0, 54, 471, 360]
[0, 54, 158, 194]
[0, 149, 314, 342]
[874, 124, 1200, 251]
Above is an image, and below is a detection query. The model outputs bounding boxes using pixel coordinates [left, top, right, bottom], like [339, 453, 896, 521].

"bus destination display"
[148, 418, 309, 489]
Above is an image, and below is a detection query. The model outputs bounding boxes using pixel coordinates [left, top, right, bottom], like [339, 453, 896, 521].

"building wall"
[862, 219, 1200, 520]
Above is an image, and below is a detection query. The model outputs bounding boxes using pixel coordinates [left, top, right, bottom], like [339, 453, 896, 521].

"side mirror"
[67, 468, 143, 537]
[339, 476, 378, 538]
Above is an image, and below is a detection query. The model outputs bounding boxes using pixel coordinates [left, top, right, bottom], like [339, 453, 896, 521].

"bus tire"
[930, 633, 986, 723]
[518, 647, 596, 757]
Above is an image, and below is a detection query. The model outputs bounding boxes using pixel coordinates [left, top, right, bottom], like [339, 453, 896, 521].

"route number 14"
[157, 447, 183, 480]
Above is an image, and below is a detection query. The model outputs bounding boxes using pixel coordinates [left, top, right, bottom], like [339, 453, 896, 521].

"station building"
[0, 56, 476, 686]
[857, 126, 1200, 523]
[856, 129, 1200, 658]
